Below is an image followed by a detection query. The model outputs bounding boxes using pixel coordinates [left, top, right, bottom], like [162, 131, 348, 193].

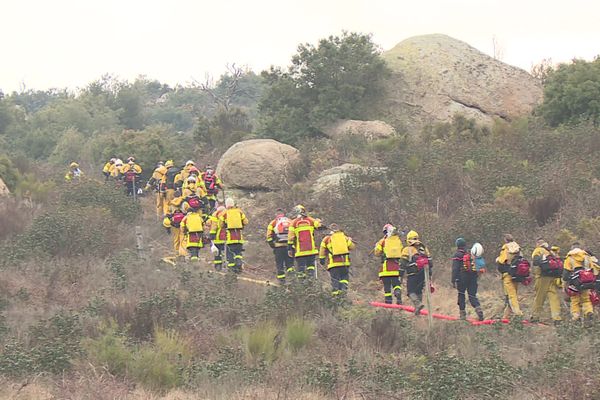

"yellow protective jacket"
[209, 209, 227, 244]
[148, 165, 168, 191]
[319, 232, 354, 269]
[374, 235, 404, 277]
[496, 241, 521, 265]
[65, 168, 84, 182]
[182, 183, 207, 199]
[564, 248, 591, 272]
[222, 207, 248, 244]
[110, 163, 123, 177]
[181, 211, 204, 233]
[121, 163, 142, 174]
[102, 162, 113, 175]
[288, 216, 321, 257]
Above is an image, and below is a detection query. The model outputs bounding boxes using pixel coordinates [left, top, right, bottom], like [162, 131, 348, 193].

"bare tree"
[195, 63, 248, 111]
[531, 58, 554, 85]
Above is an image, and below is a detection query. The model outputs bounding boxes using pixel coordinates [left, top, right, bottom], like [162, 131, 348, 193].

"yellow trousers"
[531, 273, 562, 321]
[502, 273, 523, 318]
[571, 289, 593, 320]
[164, 189, 175, 215]
[156, 193, 165, 218]
[171, 227, 187, 257]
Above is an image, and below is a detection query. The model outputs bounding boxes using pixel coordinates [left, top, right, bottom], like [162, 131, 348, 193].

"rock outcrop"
[311, 163, 386, 199]
[382, 34, 543, 131]
[216, 139, 301, 191]
[322, 119, 396, 140]
[0, 177, 9, 196]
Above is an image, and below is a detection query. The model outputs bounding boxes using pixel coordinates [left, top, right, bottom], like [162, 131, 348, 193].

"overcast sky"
[1, 0, 599, 92]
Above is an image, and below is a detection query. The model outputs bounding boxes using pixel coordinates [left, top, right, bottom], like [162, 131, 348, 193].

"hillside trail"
[135, 194, 543, 324]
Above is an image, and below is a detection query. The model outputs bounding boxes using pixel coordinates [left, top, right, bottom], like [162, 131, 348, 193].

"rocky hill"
[382, 34, 543, 131]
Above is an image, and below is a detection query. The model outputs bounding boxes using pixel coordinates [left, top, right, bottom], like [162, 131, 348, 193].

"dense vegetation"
[1, 33, 600, 399]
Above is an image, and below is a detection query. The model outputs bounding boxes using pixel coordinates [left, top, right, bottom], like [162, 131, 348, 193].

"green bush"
[285, 317, 314, 353]
[240, 321, 279, 364]
[83, 321, 132, 376]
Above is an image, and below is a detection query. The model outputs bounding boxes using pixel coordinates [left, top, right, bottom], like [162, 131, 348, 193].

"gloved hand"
[319, 258, 326, 266]
[268, 240, 276, 249]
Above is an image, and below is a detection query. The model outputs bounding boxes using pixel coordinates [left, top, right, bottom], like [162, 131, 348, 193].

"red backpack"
[541, 255, 563, 277]
[511, 257, 530, 282]
[462, 252, 477, 273]
[124, 170, 137, 183]
[187, 196, 202, 210]
[204, 173, 218, 195]
[171, 211, 185, 227]
[411, 246, 430, 271]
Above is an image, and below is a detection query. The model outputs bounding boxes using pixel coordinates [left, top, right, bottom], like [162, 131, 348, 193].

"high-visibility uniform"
[374, 235, 404, 304]
[147, 165, 168, 218]
[102, 162, 113, 180]
[266, 216, 293, 282]
[163, 197, 187, 257]
[400, 241, 432, 311]
[162, 166, 181, 215]
[163, 209, 186, 257]
[121, 163, 142, 196]
[496, 241, 523, 319]
[209, 208, 227, 271]
[221, 207, 248, 274]
[109, 162, 123, 178]
[64, 168, 84, 182]
[531, 245, 562, 321]
[288, 216, 321, 278]
[181, 211, 204, 261]
[201, 172, 223, 210]
[319, 232, 355, 295]
[564, 248, 594, 321]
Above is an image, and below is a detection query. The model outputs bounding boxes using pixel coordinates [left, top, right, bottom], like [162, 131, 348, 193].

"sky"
[1, 0, 599, 92]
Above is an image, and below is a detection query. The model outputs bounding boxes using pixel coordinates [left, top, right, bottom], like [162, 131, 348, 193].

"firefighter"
[181, 205, 205, 262]
[399, 230, 432, 315]
[496, 234, 524, 319]
[530, 238, 563, 324]
[221, 197, 248, 274]
[373, 224, 404, 304]
[65, 162, 84, 183]
[452, 238, 484, 321]
[201, 165, 223, 211]
[266, 208, 293, 283]
[102, 158, 116, 181]
[287, 205, 321, 279]
[121, 157, 142, 196]
[209, 206, 227, 271]
[146, 161, 167, 218]
[563, 242, 594, 324]
[162, 193, 187, 258]
[162, 160, 180, 216]
[319, 224, 355, 296]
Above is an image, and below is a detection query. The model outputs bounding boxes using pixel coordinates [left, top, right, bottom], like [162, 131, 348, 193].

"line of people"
[101, 157, 143, 196]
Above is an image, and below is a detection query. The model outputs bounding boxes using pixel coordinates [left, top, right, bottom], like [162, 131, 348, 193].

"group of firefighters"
[65, 157, 600, 325]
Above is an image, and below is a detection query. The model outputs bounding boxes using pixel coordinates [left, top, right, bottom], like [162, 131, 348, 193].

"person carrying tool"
[146, 161, 167, 218]
[181, 203, 205, 262]
[65, 161, 84, 183]
[399, 230, 433, 315]
[121, 157, 142, 197]
[563, 242, 595, 324]
[208, 205, 227, 271]
[287, 205, 322, 279]
[266, 208, 293, 284]
[201, 165, 223, 211]
[496, 234, 527, 319]
[373, 224, 404, 305]
[451, 238, 484, 321]
[162, 193, 187, 259]
[530, 238, 563, 324]
[319, 224, 355, 296]
[221, 197, 248, 274]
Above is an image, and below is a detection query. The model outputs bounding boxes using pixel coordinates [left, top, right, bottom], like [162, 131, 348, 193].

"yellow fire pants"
[502, 273, 523, 318]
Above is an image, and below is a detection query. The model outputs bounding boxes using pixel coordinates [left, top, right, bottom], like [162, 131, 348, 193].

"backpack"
[383, 235, 403, 259]
[540, 255, 563, 277]
[294, 218, 316, 253]
[410, 246, 430, 272]
[330, 232, 350, 256]
[510, 257, 530, 282]
[573, 269, 596, 289]
[273, 216, 290, 243]
[185, 213, 203, 232]
[171, 211, 185, 227]
[165, 167, 181, 189]
[187, 196, 202, 210]
[204, 173, 218, 195]
[462, 251, 477, 273]
[124, 170, 137, 183]
[226, 208, 243, 229]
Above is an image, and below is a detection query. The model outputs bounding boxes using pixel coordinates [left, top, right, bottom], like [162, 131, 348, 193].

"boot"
[584, 313, 593, 328]
[394, 288, 402, 305]
[475, 306, 484, 322]
[459, 309, 467, 320]
[409, 293, 423, 316]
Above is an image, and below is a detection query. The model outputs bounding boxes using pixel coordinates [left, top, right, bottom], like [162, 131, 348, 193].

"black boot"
[475, 306, 484, 322]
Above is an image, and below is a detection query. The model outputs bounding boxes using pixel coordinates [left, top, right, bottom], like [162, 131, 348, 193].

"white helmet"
[471, 243, 484, 257]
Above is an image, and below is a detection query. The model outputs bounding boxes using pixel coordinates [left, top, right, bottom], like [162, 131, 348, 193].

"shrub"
[83, 321, 132, 376]
[494, 186, 528, 212]
[241, 321, 279, 364]
[284, 317, 314, 353]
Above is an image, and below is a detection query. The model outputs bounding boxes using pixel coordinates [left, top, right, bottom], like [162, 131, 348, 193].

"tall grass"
[285, 317, 314, 353]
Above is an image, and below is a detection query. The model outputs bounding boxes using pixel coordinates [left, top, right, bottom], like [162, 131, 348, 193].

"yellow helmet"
[70, 162, 79, 168]
[165, 160, 174, 167]
[293, 204, 306, 216]
[406, 230, 419, 243]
